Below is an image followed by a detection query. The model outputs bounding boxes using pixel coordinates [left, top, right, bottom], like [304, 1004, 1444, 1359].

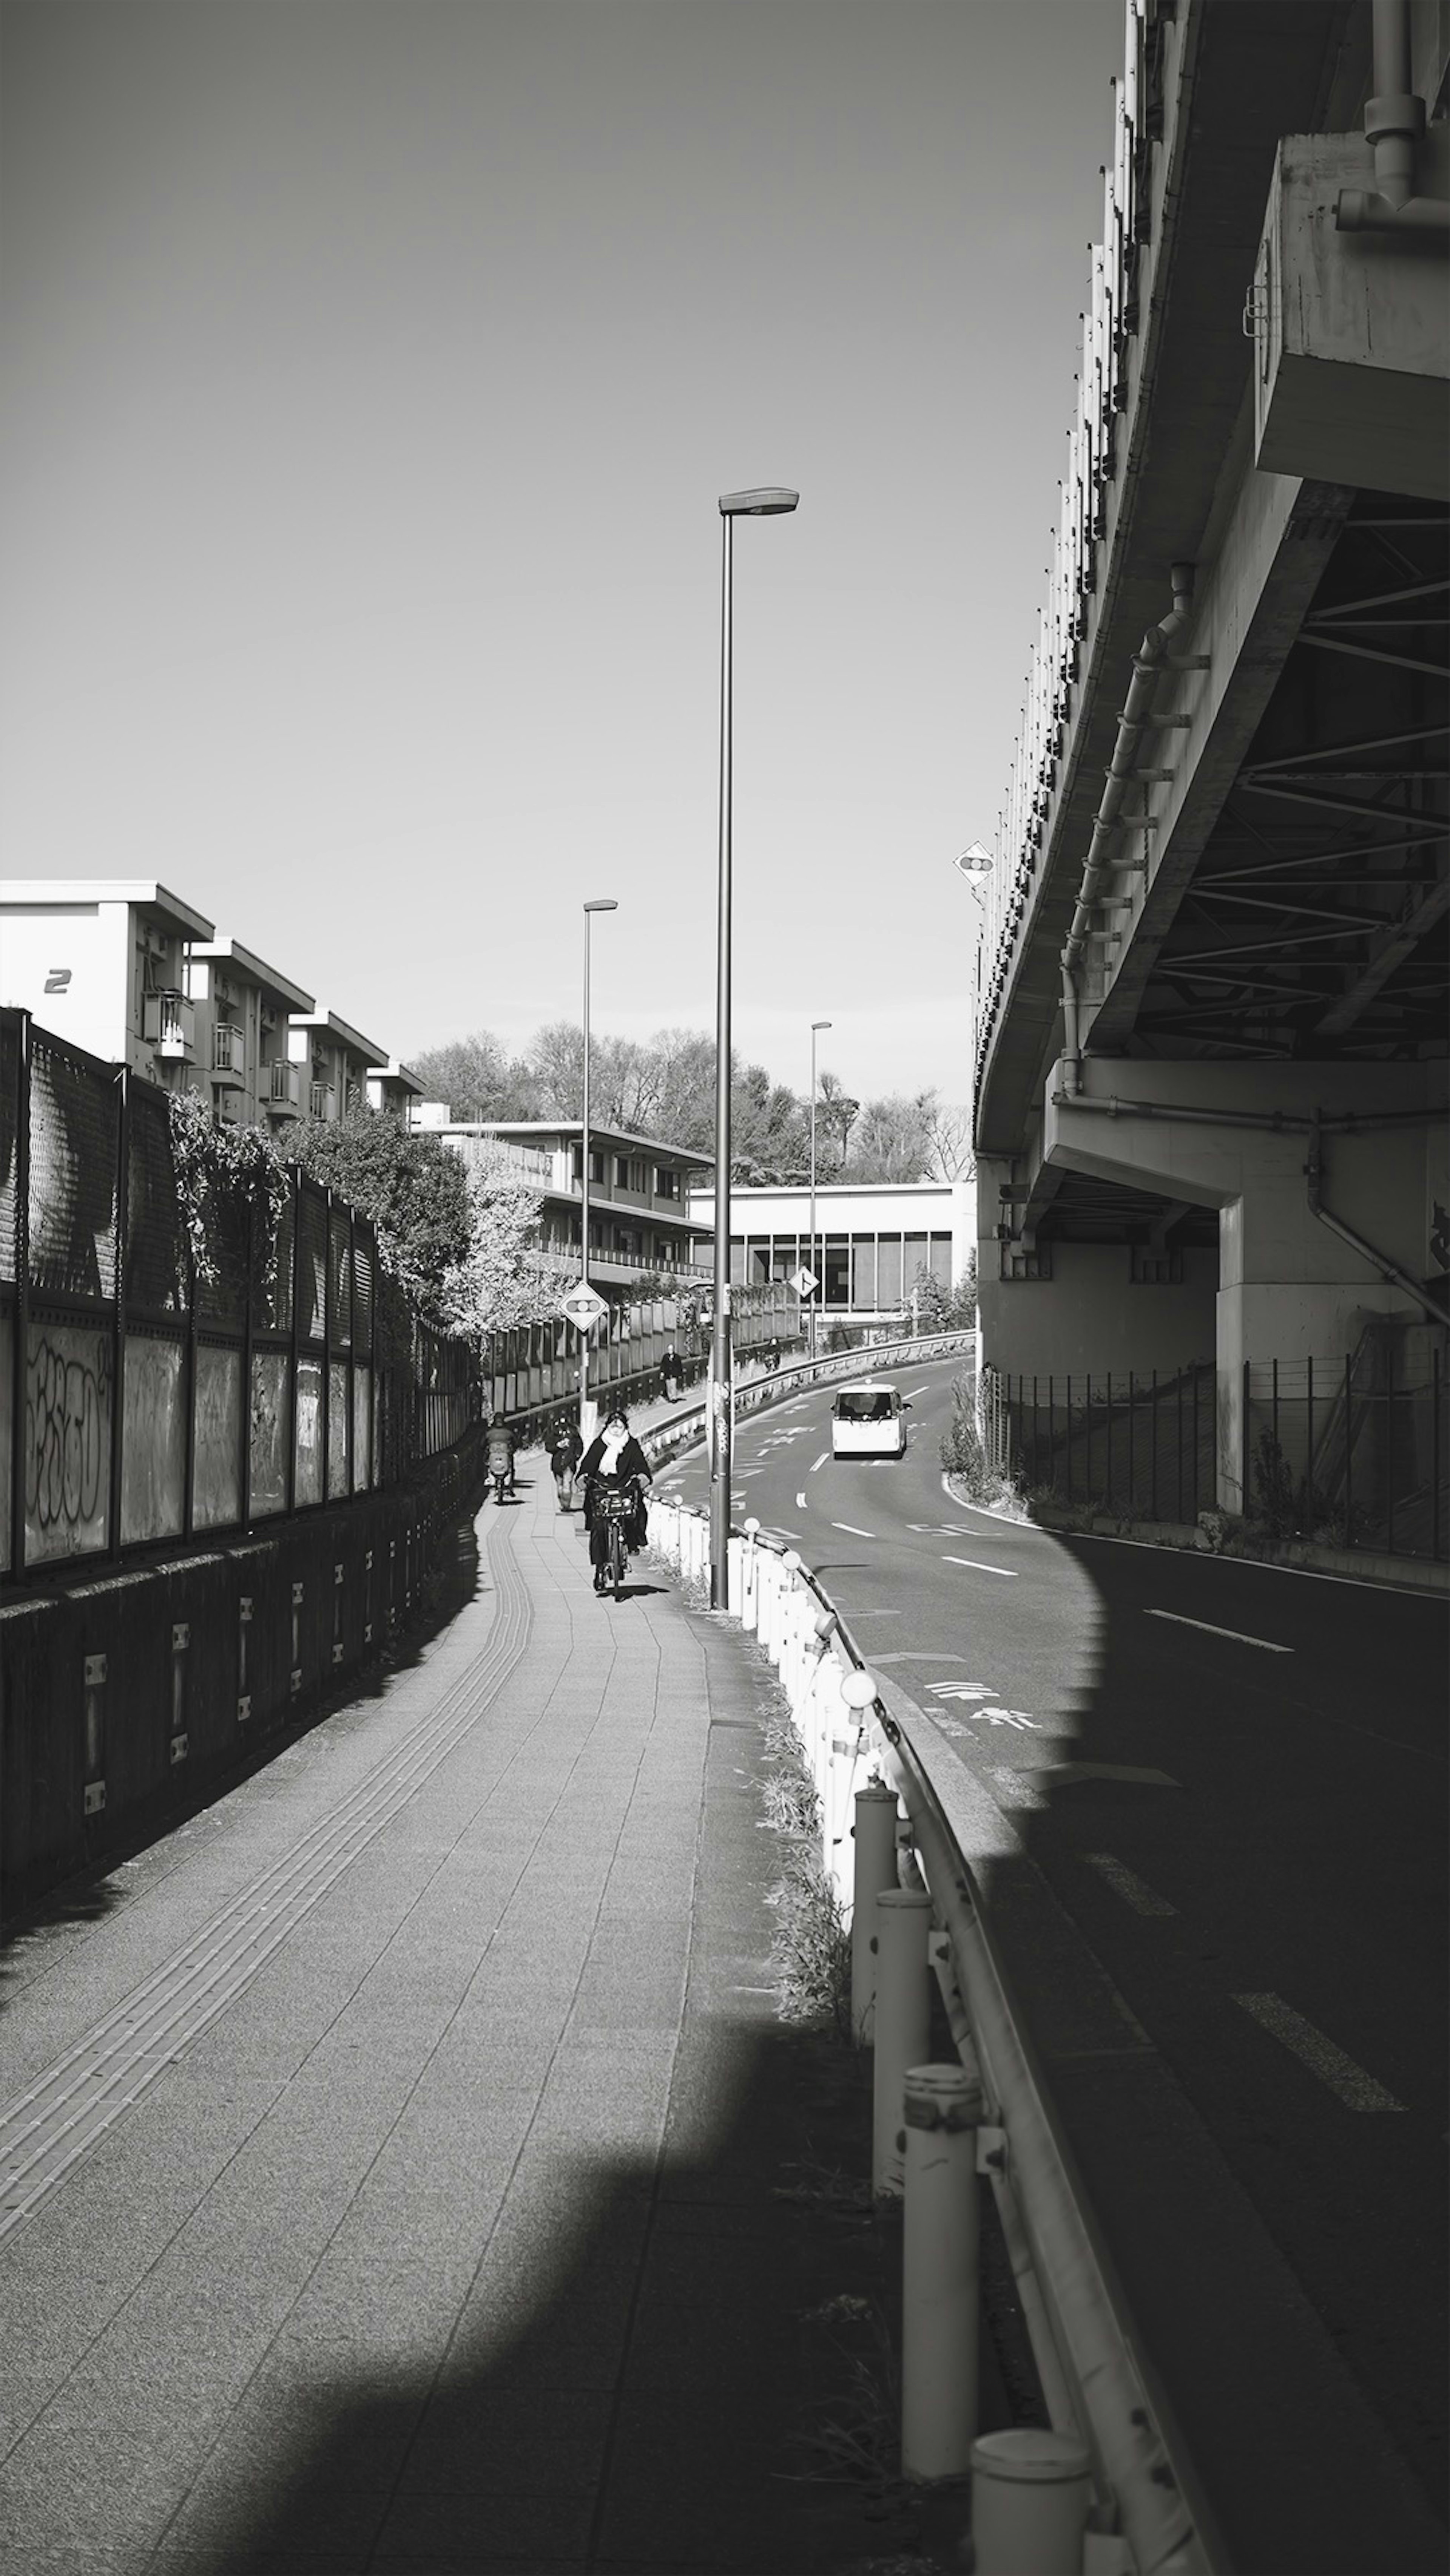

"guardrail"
[644, 1491, 1218, 2576]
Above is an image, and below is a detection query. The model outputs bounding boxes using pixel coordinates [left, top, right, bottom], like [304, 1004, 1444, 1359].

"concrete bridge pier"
[983, 1057, 1447, 1514]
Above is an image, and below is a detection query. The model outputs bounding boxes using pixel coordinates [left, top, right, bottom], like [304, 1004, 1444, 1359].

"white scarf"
[598, 1426, 629, 1473]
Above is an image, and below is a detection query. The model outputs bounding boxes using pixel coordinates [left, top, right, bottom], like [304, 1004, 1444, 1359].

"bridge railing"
[645, 1496, 1217, 2575]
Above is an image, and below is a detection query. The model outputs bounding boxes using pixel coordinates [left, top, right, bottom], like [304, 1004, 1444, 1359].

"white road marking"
[942, 1555, 1019, 1578]
[981, 1708, 1040, 1730]
[810, 1452, 828, 1473]
[911, 1522, 1009, 1538]
[1044, 1762, 1180, 1787]
[874, 1652, 969, 1665]
[1083, 1853, 1177, 1917]
[1233, 1994, 1405, 2113]
[1146, 1609, 1291, 1653]
[832, 1522, 875, 1538]
[927, 1682, 994, 1702]
[796, 1491, 807, 1509]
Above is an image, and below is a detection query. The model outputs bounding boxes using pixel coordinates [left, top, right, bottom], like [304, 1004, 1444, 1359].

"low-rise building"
[423, 1117, 715, 1286]
[0, 878, 216, 1089]
[689, 1176, 976, 1333]
[366, 1058, 427, 1119]
[287, 1008, 390, 1125]
[184, 936, 316, 1129]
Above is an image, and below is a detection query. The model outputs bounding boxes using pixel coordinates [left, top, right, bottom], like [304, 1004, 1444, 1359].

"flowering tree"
[441, 1142, 559, 1346]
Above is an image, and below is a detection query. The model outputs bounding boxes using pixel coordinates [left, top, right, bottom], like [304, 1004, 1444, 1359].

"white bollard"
[727, 1533, 743, 1617]
[901, 2061, 985, 2481]
[968, 2429, 1092, 2575]
[741, 1519, 760, 1632]
[851, 1779, 899, 2044]
[872, 1887, 933, 2197]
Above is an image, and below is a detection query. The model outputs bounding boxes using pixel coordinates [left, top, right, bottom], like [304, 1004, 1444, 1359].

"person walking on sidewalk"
[580, 1406, 653, 1594]
[550, 1419, 583, 1512]
[660, 1348, 682, 1403]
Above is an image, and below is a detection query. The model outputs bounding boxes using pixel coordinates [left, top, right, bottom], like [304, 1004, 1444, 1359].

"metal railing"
[981, 1362, 1216, 1526]
[644, 1495, 1216, 2575]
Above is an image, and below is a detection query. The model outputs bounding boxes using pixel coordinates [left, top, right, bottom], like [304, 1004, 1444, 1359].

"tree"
[440, 1141, 558, 1345]
[908, 1253, 977, 1332]
[815, 1070, 860, 1174]
[409, 1030, 536, 1122]
[924, 1098, 975, 1183]
[288, 1109, 473, 1329]
[840, 1090, 938, 1184]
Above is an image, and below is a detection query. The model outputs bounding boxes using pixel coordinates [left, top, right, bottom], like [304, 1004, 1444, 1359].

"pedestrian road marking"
[980, 1708, 1039, 1730]
[1146, 1609, 1291, 1652]
[832, 1523, 875, 1538]
[942, 1555, 1019, 1578]
[810, 1453, 828, 1473]
[1233, 1994, 1405, 2112]
[1083, 1853, 1177, 1917]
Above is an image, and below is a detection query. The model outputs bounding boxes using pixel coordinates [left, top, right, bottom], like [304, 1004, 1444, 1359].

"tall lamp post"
[710, 485, 799, 1609]
[580, 897, 617, 1441]
[807, 1018, 831, 1362]
[953, 846, 992, 1337]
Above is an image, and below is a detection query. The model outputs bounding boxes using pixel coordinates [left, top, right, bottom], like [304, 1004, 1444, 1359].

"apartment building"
[184, 936, 316, 1129]
[0, 879, 216, 1089]
[284, 1008, 390, 1125]
[415, 1114, 714, 1286]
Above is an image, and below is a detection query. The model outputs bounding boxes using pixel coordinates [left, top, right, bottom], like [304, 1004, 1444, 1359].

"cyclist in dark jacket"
[580, 1408, 652, 1592]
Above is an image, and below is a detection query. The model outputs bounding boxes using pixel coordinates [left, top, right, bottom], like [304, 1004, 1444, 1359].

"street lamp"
[710, 483, 799, 1609]
[580, 897, 617, 1441]
[808, 1019, 831, 1363]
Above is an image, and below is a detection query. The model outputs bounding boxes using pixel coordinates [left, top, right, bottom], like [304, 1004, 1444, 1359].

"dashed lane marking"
[942, 1555, 1019, 1578]
[796, 1491, 807, 1509]
[832, 1523, 875, 1538]
[810, 1453, 829, 1473]
[1083, 1853, 1178, 1917]
[1146, 1609, 1291, 1652]
[1233, 1994, 1406, 2112]
[873, 1652, 969, 1665]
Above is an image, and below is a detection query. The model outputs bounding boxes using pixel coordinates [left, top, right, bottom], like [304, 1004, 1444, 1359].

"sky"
[2, 0, 1121, 1108]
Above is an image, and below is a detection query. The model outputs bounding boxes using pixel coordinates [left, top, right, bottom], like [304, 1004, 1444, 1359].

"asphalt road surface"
[656, 1354, 1448, 2566]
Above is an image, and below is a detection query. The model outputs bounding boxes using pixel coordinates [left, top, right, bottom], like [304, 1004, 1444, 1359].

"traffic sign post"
[790, 1264, 818, 1300]
[561, 1281, 608, 1332]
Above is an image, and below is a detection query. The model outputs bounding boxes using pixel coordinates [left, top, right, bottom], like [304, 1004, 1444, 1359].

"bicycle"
[594, 1485, 637, 1599]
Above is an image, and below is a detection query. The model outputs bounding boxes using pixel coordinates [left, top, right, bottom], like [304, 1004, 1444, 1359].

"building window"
[824, 1236, 850, 1306]
[730, 1237, 745, 1285]
[770, 1239, 800, 1282]
[929, 1234, 952, 1290]
[614, 1155, 629, 1190]
[654, 1166, 679, 1200]
[852, 1239, 877, 1307]
[591, 1150, 605, 1184]
[877, 1235, 902, 1307]
[746, 1236, 770, 1285]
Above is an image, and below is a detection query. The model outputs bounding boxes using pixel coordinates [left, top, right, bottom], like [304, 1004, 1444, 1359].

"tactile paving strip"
[0, 1516, 532, 2246]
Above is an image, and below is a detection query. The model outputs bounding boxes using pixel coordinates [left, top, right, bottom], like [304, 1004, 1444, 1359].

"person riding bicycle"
[580, 1406, 652, 1593]
[486, 1418, 516, 1498]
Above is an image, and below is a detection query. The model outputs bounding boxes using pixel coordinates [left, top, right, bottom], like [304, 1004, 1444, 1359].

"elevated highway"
[972, 0, 1448, 1523]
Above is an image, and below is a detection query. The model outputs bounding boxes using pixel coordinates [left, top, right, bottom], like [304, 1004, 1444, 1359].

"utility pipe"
[1050, 1091, 1442, 1136]
[1061, 565, 1196, 1093]
[1337, 0, 1450, 233]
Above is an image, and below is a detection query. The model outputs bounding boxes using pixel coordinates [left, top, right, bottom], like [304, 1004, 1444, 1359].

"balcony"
[268, 1060, 304, 1117]
[142, 991, 195, 1062]
[210, 1022, 246, 1085]
[309, 1081, 335, 1121]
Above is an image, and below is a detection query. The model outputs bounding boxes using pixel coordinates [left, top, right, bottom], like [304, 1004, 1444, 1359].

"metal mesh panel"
[125, 1086, 188, 1314]
[28, 1035, 118, 1302]
[0, 1013, 18, 1285]
[329, 1206, 352, 1348]
[298, 1183, 327, 1343]
[196, 1182, 248, 1329]
[353, 1229, 374, 1351]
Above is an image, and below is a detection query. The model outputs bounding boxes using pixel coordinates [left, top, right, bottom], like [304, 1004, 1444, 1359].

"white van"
[831, 1381, 910, 1460]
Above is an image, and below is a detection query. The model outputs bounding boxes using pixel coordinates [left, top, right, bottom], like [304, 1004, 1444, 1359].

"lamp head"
[583, 898, 619, 913]
[812, 1019, 831, 1031]
[719, 488, 799, 517]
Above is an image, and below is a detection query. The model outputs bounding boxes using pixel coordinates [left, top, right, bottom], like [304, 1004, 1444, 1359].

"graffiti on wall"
[295, 1358, 323, 1507]
[328, 1361, 349, 1498]
[26, 1325, 113, 1562]
[121, 1334, 185, 1544]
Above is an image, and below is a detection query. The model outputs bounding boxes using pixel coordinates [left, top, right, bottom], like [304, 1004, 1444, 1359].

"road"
[657, 1353, 1448, 2567]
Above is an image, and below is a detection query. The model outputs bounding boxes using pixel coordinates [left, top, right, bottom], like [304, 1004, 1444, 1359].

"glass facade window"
[770, 1239, 800, 1280]
[904, 1234, 928, 1293]
[929, 1233, 952, 1289]
[851, 1238, 877, 1306]
[824, 1236, 850, 1305]
[746, 1236, 770, 1285]
[877, 1235, 902, 1307]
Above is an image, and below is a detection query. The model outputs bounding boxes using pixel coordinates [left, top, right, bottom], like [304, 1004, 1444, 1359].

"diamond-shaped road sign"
[789, 1264, 818, 1299]
[560, 1281, 608, 1330]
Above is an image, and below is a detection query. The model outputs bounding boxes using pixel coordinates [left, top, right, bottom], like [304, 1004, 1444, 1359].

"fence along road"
[650, 1350, 1449, 2575]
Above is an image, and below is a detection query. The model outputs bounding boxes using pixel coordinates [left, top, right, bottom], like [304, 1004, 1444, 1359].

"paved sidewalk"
[0, 1449, 909, 2575]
